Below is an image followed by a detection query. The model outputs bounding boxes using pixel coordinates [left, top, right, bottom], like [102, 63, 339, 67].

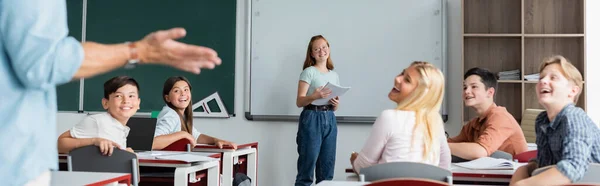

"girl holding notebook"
[350, 61, 451, 173]
[294, 35, 341, 186]
[152, 76, 236, 150]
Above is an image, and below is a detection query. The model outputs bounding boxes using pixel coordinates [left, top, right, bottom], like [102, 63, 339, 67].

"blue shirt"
[535, 104, 600, 182]
[299, 66, 340, 97]
[0, 0, 84, 185]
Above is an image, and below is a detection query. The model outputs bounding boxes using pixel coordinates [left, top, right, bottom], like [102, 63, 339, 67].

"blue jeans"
[295, 109, 337, 186]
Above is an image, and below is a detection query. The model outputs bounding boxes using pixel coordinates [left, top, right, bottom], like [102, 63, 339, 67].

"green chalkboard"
[81, 0, 236, 115]
[57, 0, 83, 111]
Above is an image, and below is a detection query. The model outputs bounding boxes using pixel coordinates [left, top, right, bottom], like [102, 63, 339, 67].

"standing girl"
[295, 35, 340, 186]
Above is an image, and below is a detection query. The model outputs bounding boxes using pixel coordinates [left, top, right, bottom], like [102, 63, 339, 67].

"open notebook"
[453, 157, 515, 170]
[137, 151, 218, 163]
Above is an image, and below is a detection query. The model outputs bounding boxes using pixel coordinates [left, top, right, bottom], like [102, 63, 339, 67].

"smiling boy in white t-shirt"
[57, 76, 141, 156]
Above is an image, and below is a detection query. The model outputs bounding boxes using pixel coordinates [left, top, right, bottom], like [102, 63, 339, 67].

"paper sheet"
[453, 157, 515, 170]
[155, 153, 217, 163]
[311, 82, 351, 106]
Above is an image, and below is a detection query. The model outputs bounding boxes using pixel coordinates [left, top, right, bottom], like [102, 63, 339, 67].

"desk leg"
[247, 150, 257, 186]
[174, 168, 187, 186]
[222, 152, 234, 186]
[208, 164, 220, 186]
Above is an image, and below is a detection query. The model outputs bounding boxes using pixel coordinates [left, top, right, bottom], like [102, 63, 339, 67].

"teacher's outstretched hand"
[137, 27, 222, 74]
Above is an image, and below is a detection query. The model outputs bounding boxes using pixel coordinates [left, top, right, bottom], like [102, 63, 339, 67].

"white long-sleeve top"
[352, 109, 451, 173]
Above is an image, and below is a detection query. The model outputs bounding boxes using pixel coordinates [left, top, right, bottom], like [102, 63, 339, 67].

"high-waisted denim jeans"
[294, 109, 337, 186]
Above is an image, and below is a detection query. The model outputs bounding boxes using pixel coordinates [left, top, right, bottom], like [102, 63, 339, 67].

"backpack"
[232, 173, 252, 186]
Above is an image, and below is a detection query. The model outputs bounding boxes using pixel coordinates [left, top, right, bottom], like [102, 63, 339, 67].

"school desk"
[316, 180, 369, 186]
[451, 163, 527, 184]
[60, 151, 221, 186]
[193, 142, 258, 186]
[51, 171, 130, 186]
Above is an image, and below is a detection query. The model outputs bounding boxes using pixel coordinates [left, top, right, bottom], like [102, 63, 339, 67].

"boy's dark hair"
[103, 76, 140, 99]
[464, 67, 497, 91]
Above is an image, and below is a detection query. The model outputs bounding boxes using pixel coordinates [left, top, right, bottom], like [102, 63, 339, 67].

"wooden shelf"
[464, 38, 522, 73]
[498, 80, 522, 83]
[523, 80, 585, 84]
[462, 0, 586, 122]
[524, 38, 584, 79]
[524, 34, 585, 38]
[464, 34, 522, 37]
[464, 0, 521, 34]
[524, 0, 584, 34]
[463, 34, 584, 38]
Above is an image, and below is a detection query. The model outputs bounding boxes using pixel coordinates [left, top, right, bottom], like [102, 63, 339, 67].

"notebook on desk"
[137, 151, 218, 163]
[125, 117, 157, 152]
[453, 157, 515, 170]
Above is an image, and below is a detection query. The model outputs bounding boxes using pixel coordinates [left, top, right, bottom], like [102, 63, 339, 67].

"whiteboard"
[247, 0, 447, 122]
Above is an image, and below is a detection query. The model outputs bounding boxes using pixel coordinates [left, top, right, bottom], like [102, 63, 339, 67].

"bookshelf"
[462, 0, 586, 122]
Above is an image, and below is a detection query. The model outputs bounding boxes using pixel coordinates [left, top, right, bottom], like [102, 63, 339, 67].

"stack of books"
[453, 157, 515, 170]
[498, 69, 521, 80]
[524, 73, 540, 81]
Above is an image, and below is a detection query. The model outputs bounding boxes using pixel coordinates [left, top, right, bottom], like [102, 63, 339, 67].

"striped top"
[535, 103, 600, 182]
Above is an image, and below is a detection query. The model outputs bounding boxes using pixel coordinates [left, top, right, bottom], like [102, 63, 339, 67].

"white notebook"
[136, 151, 217, 163]
[155, 153, 217, 163]
[311, 82, 351, 106]
[453, 157, 515, 170]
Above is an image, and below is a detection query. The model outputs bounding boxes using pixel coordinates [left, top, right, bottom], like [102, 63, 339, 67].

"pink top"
[353, 109, 451, 173]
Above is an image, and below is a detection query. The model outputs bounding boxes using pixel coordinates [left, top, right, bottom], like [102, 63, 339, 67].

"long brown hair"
[162, 76, 194, 134]
[302, 35, 334, 70]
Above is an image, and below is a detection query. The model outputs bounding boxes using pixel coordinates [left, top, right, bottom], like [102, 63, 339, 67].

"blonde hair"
[396, 61, 445, 161]
[539, 55, 583, 103]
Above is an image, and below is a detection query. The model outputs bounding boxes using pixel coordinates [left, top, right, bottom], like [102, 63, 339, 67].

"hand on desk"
[215, 139, 237, 149]
[92, 138, 121, 156]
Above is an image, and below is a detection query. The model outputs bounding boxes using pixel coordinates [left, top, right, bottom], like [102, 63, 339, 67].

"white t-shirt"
[70, 112, 130, 149]
[154, 106, 201, 141]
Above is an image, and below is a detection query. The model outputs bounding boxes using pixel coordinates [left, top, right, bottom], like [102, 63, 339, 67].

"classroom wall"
[56, 0, 599, 185]
[586, 0, 600, 126]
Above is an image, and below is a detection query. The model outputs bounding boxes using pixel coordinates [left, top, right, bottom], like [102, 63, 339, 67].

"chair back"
[163, 138, 192, 152]
[490, 150, 513, 160]
[365, 178, 450, 186]
[514, 150, 537, 163]
[521, 109, 544, 143]
[578, 163, 600, 183]
[360, 162, 452, 184]
[68, 145, 139, 186]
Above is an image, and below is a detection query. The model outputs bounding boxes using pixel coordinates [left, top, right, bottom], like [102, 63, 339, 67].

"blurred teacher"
[0, 0, 222, 185]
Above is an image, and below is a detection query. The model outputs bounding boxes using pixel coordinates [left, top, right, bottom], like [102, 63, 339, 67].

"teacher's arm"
[73, 28, 221, 79]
